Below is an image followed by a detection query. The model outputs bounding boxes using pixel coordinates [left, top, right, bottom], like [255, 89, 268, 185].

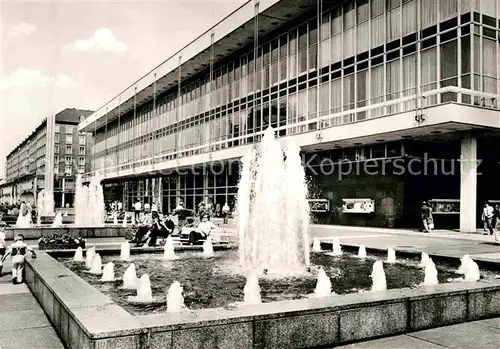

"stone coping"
[24, 248, 500, 349]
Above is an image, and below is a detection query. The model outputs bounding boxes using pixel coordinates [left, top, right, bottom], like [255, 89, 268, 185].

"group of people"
[0, 223, 37, 284]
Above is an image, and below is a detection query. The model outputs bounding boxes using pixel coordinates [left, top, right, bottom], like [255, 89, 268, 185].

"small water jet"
[85, 246, 96, 269]
[312, 237, 322, 252]
[73, 247, 84, 262]
[101, 262, 115, 282]
[358, 246, 367, 259]
[129, 274, 153, 303]
[243, 274, 262, 305]
[464, 260, 480, 282]
[166, 281, 185, 312]
[203, 238, 214, 258]
[419, 252, 430, 267]
[89, 253, 102, 274]
[122, 214, 128, 228]
[120, 241, 131, 261]
[123, 263, 139, 289]
[423, 258, 438, 286]
[314, 267, 332, 297]
[16, 203, 33, 228]
[371, 261, 387, 291]
[456, 254, 473, 274]
[163, 236, 176, 260]
[386, 247, 396, 263]
[52, 212, 63, 228]
[329, 237, 342, 256]
[113, 214, 118, 225]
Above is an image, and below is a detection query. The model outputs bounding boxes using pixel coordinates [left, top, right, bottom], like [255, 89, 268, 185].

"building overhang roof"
[79, 0, 320, 133]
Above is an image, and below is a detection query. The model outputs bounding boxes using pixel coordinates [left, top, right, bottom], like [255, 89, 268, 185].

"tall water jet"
[123, 263, 139, 289]
[419, 252, 430, 267]
[101, 262, 115, 282]
[129, 274, 153, 303]
[236, 127, 310, 275]
[120, 241, 131, 261]
[163, 236, 176, 260]
[89, 253, 102, 274]
[423, 258, 438, 286]
[85, 246, 96, 269]
[203, 239, 214, 258]
[52, 212, 63, 228]
[314, 267, 332, 297]
[73, 247, 84, 262]
[15, 203, 32, 228]
[312, 237, 322, 252]
[387, 247, 396, 263]
[36, 190, 46, 226]
[371, 261, 387, 291]
[166, 281, 185, 312]
[243, 274, 262, 305]
[329, 237, 342, 256]
[358, 246, 367, 259]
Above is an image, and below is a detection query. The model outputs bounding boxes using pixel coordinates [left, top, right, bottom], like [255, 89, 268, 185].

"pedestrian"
[421, 201, 433, 233]
[481, 201, 494, 235]
[493, 204, 500, 244]
[151, 201, 159, 220]
[216, 203, 221, 217]
[134, 200, 142, 223]
[0, 222, 7, 275]
[222, 202, 230, 224]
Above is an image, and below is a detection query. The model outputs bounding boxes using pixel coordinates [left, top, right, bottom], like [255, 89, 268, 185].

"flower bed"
[38, 234, 86, 250]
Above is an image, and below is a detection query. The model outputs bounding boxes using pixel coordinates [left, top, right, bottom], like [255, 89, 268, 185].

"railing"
[82, 86, 498, 180]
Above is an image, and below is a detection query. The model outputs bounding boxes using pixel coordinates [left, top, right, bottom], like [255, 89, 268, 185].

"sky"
[0, 0, 246, 178]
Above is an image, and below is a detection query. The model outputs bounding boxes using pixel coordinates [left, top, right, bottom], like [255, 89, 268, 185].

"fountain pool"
[57, 250, 483, 316]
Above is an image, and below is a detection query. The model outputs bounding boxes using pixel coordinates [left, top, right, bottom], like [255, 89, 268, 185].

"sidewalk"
[0, 260, 64, 349]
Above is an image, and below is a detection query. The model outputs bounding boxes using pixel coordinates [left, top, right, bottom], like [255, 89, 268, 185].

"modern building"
[79, 0, 499, 232]
[1, 108, 93, 207]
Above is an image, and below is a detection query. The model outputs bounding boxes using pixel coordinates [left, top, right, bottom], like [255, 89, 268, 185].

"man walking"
[482, 201, 494, 235]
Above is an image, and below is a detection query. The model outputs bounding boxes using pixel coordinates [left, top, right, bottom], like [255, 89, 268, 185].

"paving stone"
[333, 334, 448, 348]
[0, 309, 50, 331]
[0, 293, 40, 312]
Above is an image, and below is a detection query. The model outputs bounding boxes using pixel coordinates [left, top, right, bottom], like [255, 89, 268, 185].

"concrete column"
[460, 136, 478, 233]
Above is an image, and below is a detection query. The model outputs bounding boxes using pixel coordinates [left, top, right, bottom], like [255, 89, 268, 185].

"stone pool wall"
[5, 226, 129, 240]
[25, 250, 500, 349]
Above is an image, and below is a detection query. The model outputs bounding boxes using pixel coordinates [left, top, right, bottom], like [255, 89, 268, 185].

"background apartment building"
[1, 108, 93, 207]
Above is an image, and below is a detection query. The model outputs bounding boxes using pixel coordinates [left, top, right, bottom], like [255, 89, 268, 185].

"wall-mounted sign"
[429, 199, 460, 214]
[308, 199, 330, 212]
[342, 198, 375, 213]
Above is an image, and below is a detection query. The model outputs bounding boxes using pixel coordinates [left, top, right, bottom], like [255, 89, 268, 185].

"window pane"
[483, 38, 497, 77]
[440, 40, 458, 79]
[461, 36, 471, 74]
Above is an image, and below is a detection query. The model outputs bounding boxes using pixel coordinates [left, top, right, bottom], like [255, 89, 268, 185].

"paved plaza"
[1, 223, 499, 348]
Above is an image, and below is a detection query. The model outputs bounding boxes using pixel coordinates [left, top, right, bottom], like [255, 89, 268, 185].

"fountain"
[163, 236, 176, 260]
[122, 214, 128, 228]
[73, 247, 84, 262]
[236, 127, 310, 275]
[202, 238, 214, 258]
[101, 262, 115, 282]
[312, 237, 322, 252]
[457, 254, 473, 274]
[358, 246, 367, 259]
[314, 267, 332, 297]
[120, 241, 131, 261]
[166, 281, 185, 312]
[464, 260, 480, 282]
[129, 274, 153, 303]
[243, 274, 262, 305]
[329, 237, 342, 256]
[37, 188, 55, 219]
[387, 247, 396, 263]
[15, 203, 33, 228]
[113, 214, 118, 225]
[74, 174, 105, 227]
[85, 246, 96, 269]
[123, 263, 139, 289]
[89, 253, 102, 274]
[419, 252, 430, 267]
[371, 261, 387, 291]
[423, 258, 439, 286]
[52, 212, 63, 228]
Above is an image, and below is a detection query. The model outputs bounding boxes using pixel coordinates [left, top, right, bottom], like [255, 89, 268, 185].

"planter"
[38, 241, 86, 250]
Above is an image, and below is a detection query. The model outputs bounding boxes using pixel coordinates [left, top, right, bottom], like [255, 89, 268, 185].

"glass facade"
[90, 0, 500, 211]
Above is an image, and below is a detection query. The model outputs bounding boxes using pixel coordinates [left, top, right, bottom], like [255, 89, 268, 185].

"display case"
[342, 198, 375, 213]
[428, 199, 460, 214]
[308, 199, 330, 212]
